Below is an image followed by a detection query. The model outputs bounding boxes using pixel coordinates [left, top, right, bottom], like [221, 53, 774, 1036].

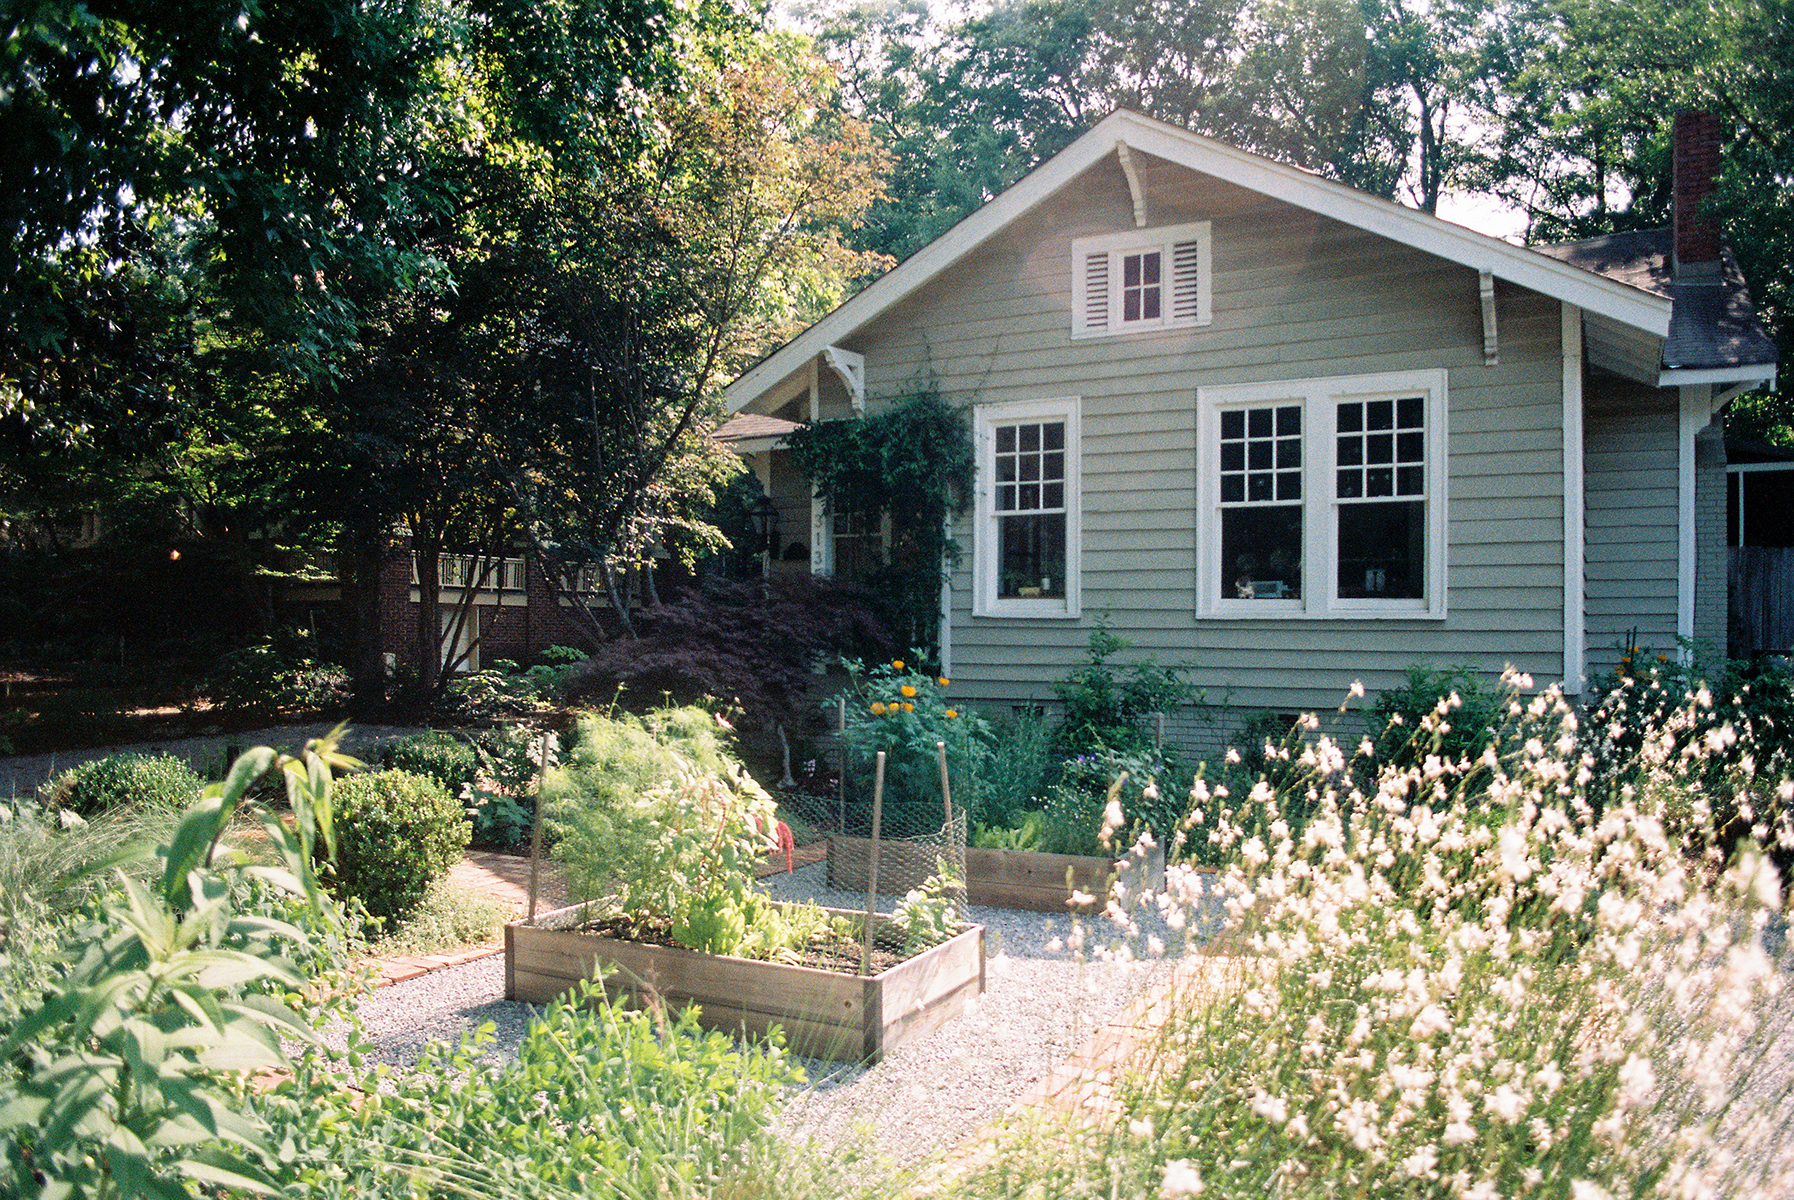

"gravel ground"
[336, 859, 1226, 1170]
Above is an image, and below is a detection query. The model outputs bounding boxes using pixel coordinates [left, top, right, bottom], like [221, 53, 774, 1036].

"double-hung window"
[1197, 369, 1447, 618]
[974, 397, 1081, 617]
[1072, 221, 1211, 338]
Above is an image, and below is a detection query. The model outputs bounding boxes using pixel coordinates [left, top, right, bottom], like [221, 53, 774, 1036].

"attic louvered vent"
[1072, 220, 1211, 338]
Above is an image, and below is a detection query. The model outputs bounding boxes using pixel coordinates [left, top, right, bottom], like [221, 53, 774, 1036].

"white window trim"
[973, 396, 1082, 619]
[1072, 220, 1211, 338]
[1197, 369, 1449, 620]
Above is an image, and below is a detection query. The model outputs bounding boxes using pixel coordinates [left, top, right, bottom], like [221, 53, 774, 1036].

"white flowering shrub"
[956, 670, 1793, 1200]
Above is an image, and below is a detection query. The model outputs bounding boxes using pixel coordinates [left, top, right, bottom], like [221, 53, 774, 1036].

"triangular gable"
[727, 109, 1674, 412]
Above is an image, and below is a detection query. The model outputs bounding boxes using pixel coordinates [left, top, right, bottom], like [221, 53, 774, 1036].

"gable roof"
[728, 108, 1687, 412]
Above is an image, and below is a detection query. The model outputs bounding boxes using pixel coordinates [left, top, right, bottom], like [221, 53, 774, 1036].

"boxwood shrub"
[377, 731, 479, 798]
[42, 753, 204, 817]
[323, 769, 469, 922]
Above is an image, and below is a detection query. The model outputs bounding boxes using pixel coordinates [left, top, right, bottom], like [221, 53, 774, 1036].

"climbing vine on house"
[785, 389, 975, 649]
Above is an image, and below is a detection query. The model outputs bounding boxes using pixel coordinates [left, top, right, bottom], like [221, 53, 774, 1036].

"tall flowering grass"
[950, 671, 1793, 1200]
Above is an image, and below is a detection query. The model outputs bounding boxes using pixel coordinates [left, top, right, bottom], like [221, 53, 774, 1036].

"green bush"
[1368, 663, 1508, 787]
[1053, 618, 1200, 757]
[377, 731, 480, 798]
[834, 654, 994, 837]
[41, 753, 204, 817]
[322, 770, 469, 922]
[203, 632, 349, 715]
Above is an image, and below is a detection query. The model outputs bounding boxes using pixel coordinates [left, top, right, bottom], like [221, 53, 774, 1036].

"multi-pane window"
[975, 398, 1080, 617]
[1121, 251, 1162, 324]
[1199, 370, 1447, 618]
[1335, 396, 1426, 599]
[995, 420, 1067, 599]
[1073, 222, 1211, 337]
[1219, 405, 1303, 600]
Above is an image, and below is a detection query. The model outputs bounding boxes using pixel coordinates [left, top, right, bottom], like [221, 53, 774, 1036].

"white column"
[1561, 304, 1585, 692]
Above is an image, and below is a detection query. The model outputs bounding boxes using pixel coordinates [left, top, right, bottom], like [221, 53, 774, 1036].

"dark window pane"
[1367, 399, 1394, 430]
[1222, 506, 1302, 600]
[1276, 471, 1301, 501]
[1221, 409, 1244, 440]
[1043, 422, 1065, 451]
[1248, 474, 1273, 501]
[1221, 443, 1245, 472]
[1396, 431, 1424, 463]
[1019, 483, 1039, 509]
[997, 485, 1015, 511]
[1249, 441, 1273, 470]
[1124, 291, 1141, 322]
[1366, 467, 1393, 496]
[1043, 482, 1064, 509]
[1277, 406, 1302, 436]
[1124, 255, 1141, 287]
[997, 457, 1017, 482]
[1276, 439, 1300, 469]
[1142, 253, 1160, 284]
[1221, 476, 1244, 503]
[1143, 290, 1160, 319]
[1337, 500, 1424, 599]
[1336, 402, 1362, 433]
[1338, 470, 1362, 498]
[1397, 396, 1423, 428]
[1248, 408, 1273, 438]
[996, 426, 1015, 453]
[1396, 465, 1424, 495]
[1019, 424, 1039, 452]
[1367, 434, 1393, 464]
[1337, 437, 1363, 467]
[1019, 455, 1039, 482]
[1043, 451, 1064, 480]
[998, 512, 1067, 598]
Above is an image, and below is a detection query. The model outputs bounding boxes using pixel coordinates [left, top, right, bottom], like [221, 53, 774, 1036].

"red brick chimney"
[1672, 110, 1724, 281]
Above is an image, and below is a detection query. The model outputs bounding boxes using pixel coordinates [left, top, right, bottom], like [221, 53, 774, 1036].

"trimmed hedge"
[43, 754, 203, 817]
[322, 770, 469, 922]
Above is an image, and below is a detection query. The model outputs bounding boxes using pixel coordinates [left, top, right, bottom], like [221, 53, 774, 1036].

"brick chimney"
[1672, 110, 1724, 282]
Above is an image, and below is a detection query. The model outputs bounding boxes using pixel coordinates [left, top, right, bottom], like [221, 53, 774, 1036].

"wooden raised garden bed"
[505, 903, 985, 1063]
[825, 836, 1166, 913]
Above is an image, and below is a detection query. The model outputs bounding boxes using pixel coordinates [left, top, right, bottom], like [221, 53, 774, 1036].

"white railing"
[413, 553, 527, 592]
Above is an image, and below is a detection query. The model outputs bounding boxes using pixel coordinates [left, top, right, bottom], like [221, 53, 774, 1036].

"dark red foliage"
[562, 574, 894, 735]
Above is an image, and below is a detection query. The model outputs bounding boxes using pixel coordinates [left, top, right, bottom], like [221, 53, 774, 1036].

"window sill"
[1198, 603, 1446, 621]
[974, 600, 1082, 619]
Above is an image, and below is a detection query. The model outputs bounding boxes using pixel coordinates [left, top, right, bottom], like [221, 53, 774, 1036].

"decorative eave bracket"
[822, 345, 865, 413]
[1480, 271, 1499, 366]
[1116, 141, 1148, 228]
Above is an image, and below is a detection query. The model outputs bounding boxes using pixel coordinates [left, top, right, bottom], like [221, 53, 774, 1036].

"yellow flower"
[900, 684, 917, 698]
[945, 708, 958, 719]
[892, 659, 905, 670]
[902, 702, 914, 712]
[938, 676, 950, 687]
[870, 701, 887, 715]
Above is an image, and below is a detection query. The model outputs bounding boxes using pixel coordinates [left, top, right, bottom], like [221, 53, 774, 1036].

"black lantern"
[749, 496, 779, 566]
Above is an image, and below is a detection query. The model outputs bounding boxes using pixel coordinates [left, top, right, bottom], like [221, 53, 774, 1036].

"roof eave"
[726, 109, 1675, 411]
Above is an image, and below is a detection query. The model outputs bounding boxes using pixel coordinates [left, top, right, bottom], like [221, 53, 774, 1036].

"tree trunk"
[344, 525, 389, 714]
[413, 536, 443, 698]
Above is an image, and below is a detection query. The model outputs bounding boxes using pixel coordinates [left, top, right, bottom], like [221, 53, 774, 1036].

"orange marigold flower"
[870, 701, 887, 715]
[902, 702, 914, 712]
[945, 708, 958, 719]
[938, 676, 951, 687]
[900, 684, 917, 698]
[892, 659, 905, 670]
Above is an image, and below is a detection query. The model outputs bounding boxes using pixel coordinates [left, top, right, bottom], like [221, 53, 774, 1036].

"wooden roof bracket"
[1116, 141, 1148, 228]
[823, 345, 866, 412]
[1480, 271, 1499, 366]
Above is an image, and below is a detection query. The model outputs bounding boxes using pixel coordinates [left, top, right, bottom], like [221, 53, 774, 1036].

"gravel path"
[338, 860, 1223, 1170]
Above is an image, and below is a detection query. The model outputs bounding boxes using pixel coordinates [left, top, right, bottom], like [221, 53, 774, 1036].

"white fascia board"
[1657, 364, 1778, 389]
[726, 109, 1673, 413]
[1107, 114, 1672, 338]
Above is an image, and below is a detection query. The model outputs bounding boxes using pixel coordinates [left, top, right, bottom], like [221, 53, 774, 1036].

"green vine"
[785, 388, 974, 648]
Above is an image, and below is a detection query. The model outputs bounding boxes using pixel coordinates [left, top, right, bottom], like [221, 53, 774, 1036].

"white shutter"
[1078, 251, 1110, 334]
[1171, 237, 1204, 325]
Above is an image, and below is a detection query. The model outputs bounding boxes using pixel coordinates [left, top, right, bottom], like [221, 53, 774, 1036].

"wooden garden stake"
[936, 740, 953, 828]
[862, 750, 885, 976]
[527, 729, 548, 922]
